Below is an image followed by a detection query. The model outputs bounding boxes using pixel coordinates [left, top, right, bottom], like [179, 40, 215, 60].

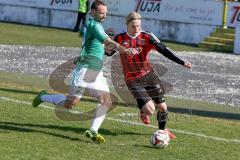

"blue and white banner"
[0, 0, 79, 11]
[227, 2, 240, 27]
[105, 0, 223, 26]
[234, 13, 240, 54]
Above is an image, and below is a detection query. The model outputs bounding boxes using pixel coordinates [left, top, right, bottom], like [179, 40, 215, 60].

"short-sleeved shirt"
[77, 17, 109, 70]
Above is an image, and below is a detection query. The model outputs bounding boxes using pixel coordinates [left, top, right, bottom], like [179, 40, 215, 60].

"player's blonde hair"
[125, 11, 141, 25]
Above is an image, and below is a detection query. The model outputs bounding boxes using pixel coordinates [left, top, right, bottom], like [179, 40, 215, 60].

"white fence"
[0, 0, 240, 44]
[234, 13, 240, 54]
[0, 0, 78, 11]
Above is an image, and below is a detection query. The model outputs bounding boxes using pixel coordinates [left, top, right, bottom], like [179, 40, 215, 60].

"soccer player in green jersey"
[32, 1, 134, 144]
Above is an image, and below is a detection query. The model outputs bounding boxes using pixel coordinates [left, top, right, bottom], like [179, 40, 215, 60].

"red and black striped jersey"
[113, 31, 185, 82]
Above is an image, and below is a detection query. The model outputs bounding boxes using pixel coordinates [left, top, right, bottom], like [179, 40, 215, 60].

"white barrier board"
[234, 13, 240, 54]
[227, 2, 240, 27]
[0, 0, 78, 11]
[105, 0, 223, 26]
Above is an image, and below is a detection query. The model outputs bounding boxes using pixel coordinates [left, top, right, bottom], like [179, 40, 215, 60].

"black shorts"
[126, 71, 166, 109]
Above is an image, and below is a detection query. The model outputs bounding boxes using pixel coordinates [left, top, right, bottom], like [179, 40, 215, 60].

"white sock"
[41, 94, 66, 106]
[90, 104, 108, 133]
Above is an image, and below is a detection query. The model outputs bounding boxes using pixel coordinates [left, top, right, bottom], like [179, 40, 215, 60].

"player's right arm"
[104, 38, 121, 55]
[91, 22, 135, 56]
[104, 38, 139, 56]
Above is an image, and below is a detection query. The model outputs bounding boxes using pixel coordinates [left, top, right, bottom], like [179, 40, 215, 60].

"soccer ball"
[150, 130, 170, 148]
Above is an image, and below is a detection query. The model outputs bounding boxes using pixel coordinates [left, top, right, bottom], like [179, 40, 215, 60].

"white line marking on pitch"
[1, 96, 240, 144]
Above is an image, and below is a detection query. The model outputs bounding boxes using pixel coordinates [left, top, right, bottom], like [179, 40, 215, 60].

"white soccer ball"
[150, 129, 170, 148]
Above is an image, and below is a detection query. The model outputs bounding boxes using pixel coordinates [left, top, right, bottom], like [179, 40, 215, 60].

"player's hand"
[104, 45, 114, 54]
[105, 43, 115, 54]
[184, 61, 192, 69]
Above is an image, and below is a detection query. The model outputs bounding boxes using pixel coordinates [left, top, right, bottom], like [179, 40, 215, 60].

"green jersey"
[78, 17, 109, 70]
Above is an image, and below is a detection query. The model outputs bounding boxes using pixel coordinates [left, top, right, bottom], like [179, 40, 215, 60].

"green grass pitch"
[0, 22, 239, 160]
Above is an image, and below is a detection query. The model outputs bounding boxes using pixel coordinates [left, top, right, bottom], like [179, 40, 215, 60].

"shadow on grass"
[0, 87, 39, 95]
[134, 144, 161, 149]
[168, 107, 240, 120]
[1, 87, 240, 120]
[162, 40, 233, 53]
[0, 122, 84, 142]
[0, 122, 148, 140]
[81, 96, 240, 120]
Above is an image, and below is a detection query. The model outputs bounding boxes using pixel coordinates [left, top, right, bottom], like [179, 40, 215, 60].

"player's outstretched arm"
[150, 32, 192, 69]
[160, 47, 192, 69]
[104, 38, 138, 56]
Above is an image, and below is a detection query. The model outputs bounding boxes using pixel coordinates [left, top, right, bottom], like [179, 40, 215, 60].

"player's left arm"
[150, 33, 192, 69]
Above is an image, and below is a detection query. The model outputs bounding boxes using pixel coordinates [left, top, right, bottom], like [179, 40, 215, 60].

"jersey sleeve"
[149, 32, 166, 52]
[149, 32, 185, 66]
[93, 23, 109, 43]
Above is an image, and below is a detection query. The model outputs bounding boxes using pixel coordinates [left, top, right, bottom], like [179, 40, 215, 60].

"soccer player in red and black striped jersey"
[106, 12, 192, 139]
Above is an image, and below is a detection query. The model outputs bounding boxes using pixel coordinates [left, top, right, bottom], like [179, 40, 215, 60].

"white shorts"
[70, 67, 109, 98]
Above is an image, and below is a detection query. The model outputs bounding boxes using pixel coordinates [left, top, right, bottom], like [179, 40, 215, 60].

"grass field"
[0, 72, 240, 160]
[0, 22, 240, 160]
[0, 22, 210, 52]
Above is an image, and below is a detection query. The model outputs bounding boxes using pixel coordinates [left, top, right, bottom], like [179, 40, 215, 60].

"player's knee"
[156, 102, 167, 112]
[143, 102, 155, 115]
[99, 93, 112, 107]
[72, 97, 80, 105]
[65, 96, 80, 108]
[101, 97, 112, 107]
[148, 107, 155, 115]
